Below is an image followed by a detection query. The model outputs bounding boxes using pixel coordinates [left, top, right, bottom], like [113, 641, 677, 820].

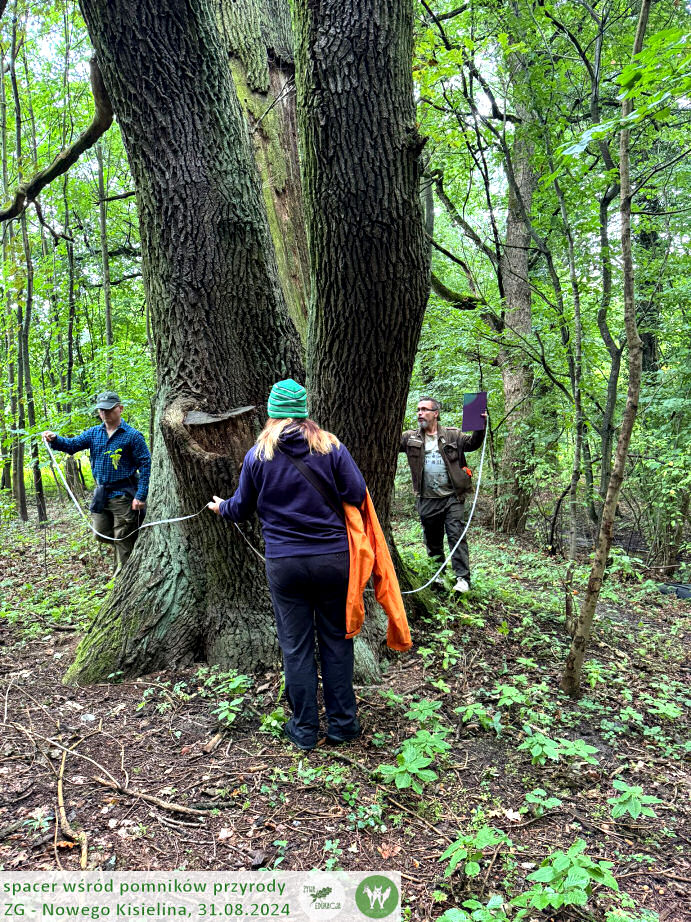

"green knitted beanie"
[267, 379, 308, 419]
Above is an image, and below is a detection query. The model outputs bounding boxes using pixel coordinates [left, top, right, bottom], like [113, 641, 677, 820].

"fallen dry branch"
[93, 776, 210, 818]
[11, 723, 120, 788]
[58, 750, 88, 869]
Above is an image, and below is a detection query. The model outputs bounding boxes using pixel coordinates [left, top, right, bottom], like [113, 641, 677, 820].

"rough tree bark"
[294, 0, 430, 525]
[496, 123, 536, 535]
[561, 0, 651, 696]
[293, 0, 430, 634]
[67, 0, 304, 684]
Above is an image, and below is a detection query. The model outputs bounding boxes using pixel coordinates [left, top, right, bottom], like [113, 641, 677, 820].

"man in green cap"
[42, 391, 151, 576]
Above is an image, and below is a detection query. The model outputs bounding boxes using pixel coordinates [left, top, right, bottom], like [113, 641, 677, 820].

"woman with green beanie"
[208, 379, 367, 750]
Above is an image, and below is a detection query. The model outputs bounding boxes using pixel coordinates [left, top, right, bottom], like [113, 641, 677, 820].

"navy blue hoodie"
[219, 429, 367, 558]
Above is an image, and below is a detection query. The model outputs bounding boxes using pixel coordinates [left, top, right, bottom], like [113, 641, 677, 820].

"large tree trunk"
[294, 0, 429, 528]
[496, 124, 535, 535]
[67, 0, 304, 684]
[217, 0, 310, 340]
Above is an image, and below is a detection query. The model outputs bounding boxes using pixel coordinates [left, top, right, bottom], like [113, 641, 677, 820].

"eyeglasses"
[417, 407, 437, 413]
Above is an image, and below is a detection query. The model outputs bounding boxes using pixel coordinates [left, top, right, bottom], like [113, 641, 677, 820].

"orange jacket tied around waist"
[343, 489, 412, 651]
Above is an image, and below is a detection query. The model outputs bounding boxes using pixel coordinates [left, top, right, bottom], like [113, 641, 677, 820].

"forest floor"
[0, 498, 689, 922]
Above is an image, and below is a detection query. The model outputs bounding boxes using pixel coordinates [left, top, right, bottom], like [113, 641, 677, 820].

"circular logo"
[298, 874, 346, 920]
[355, 876, 400, 919]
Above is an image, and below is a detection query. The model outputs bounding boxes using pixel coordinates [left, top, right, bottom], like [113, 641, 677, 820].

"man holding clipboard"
[400, 393, 487, 592]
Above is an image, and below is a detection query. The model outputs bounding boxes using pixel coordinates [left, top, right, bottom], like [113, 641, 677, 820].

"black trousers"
[417, 495, 470, 580]
[265, 551, 359, 747]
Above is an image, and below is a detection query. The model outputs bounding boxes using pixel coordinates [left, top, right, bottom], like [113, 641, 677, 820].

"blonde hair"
[255, 418, 340, 461]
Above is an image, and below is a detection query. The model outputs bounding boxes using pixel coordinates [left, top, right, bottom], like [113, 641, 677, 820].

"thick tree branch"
[0, 57, 113, 222]
[430, 271, 483, 310]
[436, 4, 468, 22]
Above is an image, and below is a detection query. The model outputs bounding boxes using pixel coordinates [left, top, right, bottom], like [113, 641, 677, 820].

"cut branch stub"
[161, 399, 257, 494]
[183, 405, 257, 470]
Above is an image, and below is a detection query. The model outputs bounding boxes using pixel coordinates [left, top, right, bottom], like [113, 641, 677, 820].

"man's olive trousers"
[91, 493, 139, 573]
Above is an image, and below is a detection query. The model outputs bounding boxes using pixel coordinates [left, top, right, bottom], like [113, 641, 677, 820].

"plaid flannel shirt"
[52, 420, 151, 502]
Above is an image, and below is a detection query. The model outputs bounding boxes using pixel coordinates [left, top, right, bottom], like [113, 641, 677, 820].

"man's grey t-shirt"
[421, 433, 454, 498]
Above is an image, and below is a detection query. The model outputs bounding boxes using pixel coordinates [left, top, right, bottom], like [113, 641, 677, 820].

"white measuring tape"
[43, 430, 486, 592]
[400, 432, 487, 595]
[43, 437, 209, 543]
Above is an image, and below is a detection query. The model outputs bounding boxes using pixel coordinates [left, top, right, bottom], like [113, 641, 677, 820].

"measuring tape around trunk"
[43, 437, 209, 543]
[43, 429, 486, 591]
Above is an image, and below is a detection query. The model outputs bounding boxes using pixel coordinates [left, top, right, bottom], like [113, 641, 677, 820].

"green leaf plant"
[608, 780, 663, 821]
[376, 741, 438, 795]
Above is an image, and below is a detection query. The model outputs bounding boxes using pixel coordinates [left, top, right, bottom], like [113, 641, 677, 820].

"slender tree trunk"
[63, 183, 82, 502]
[294, 0, 429, 527]
[12, 303, 27, 520]
[561, 0, 651, 696]
[96, 142, 113, 381]
[9, 10, 46, 521]
[9, 12, 26, 521]
[0, 47, 11, 494]
[636, 196, 661, 374]
[545, 136, 586, 560]
[597, 190, 623, 502]
[0, 314, 9, 487]
[68, 0, 304, 684]
[19, 210, 47, 521]
[64, 181, 77, 396]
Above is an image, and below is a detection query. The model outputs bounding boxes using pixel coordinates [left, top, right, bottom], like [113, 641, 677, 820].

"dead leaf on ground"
[378, 844, 402, 859]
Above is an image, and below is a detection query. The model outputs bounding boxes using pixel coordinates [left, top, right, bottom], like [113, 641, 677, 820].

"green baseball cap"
[95, 390, 122, 410]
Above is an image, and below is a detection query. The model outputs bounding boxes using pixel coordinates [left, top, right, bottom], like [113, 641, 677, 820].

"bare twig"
[58, 749, 88, 869]
[93, 776, 211, 818]
[11, 723, 120, 787]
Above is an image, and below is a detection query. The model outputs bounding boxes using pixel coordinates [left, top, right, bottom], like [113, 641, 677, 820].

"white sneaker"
[453, 578, 470, 593]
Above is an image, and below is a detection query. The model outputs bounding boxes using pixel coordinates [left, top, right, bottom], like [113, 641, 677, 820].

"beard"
[419, 419, 428, 430]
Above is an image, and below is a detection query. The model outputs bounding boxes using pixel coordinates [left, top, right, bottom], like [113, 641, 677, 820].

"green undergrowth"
[1, 505, 688, 919]
[1, 511, 104, 644]
[388, 516, 688, 919]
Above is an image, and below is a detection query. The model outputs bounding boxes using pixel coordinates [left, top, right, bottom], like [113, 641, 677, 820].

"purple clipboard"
[462, 392, 487, 432]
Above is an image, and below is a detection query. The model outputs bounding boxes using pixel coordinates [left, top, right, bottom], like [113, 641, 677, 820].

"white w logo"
[364, 886, 390, 910]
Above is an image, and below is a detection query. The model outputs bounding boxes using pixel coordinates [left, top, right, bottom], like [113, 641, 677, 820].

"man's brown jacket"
[400, 424, 485, 499]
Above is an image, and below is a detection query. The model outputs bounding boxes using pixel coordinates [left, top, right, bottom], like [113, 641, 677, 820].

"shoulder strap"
[284, 454, 345, 522]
